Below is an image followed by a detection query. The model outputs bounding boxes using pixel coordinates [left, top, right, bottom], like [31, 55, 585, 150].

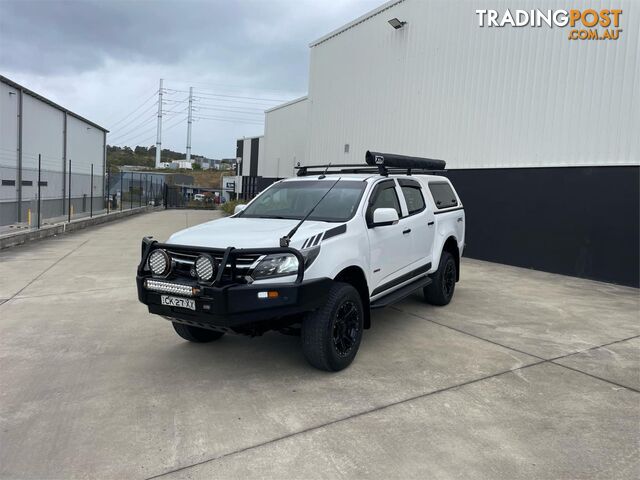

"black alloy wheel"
[332, 300, 361, 357]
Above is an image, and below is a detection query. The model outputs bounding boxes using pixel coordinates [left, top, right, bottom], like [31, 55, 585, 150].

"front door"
[366, 179, 411, 294]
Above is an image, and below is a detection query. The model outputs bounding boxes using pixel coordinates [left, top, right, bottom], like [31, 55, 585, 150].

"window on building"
[21, 180, 33, 186]
[429, 182, 458, 209]
[38, 181, 48, 187]
[401, 185, 426, 215]
[344, 144, 350, 153]
[2, 179, 16, 186]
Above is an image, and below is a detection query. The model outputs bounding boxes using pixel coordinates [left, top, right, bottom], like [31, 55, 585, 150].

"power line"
[108, 105, 187, 143]
[106, 89, 158, 129]
[194, 90, 286, 102]
[108, 113, 157, 142]
[194, 106, 263, 116]
[164, 78, 299, 95]
[193, 115, 263, 125]
[109, 103, 158, 135]
[110, 115, 187, 147]
[169, 88, 286, 103]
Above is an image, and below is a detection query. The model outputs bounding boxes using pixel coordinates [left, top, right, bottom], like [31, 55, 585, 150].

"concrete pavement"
[0, 210, 638, 479]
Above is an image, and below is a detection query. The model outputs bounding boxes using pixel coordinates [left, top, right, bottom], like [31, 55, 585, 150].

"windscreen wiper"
[279, 177, 341, 247]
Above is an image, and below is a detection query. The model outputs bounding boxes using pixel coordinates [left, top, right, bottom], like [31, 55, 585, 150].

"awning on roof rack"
[365, 151, 446, 171]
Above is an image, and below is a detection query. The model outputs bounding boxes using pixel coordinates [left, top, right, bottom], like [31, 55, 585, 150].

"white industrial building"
[0, 75, 108, 227]
[234, 0, 638, 286]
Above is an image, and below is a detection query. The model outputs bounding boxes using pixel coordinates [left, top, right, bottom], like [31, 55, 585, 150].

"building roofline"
[0, 74, 109, 133]
[265, 95, 308, 114]
[309, 0, 404, 48]
[237, 135, 264, 141]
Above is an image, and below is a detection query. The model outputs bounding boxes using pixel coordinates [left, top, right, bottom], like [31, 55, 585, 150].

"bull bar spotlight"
[195, 254, 216, 282]
[149, 249, 170, 276]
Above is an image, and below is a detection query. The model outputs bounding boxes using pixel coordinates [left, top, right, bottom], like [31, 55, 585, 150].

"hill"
[106, 145, 207, 173]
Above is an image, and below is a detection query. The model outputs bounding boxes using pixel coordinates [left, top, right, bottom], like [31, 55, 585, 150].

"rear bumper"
[136, 275, 332, 328]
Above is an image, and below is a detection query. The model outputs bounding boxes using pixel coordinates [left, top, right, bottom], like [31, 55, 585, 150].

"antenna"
[279, 177, 342, 247]
[318, 163, 332, 179]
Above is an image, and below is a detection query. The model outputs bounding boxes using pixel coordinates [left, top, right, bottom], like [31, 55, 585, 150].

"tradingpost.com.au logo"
[475, 9, 623, 40]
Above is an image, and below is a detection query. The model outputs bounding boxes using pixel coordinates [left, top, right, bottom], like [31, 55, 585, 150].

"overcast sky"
[0, 0, 381, 159]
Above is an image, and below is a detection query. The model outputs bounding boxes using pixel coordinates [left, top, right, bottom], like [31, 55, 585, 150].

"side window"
[367, 181, 401, 224]
[371, 186, 401, 214]
[429, 182, 458, 209]
[400, 186, 426, 215]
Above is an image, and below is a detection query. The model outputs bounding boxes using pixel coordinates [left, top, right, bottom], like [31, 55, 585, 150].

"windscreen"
[240, 180, 365, 222]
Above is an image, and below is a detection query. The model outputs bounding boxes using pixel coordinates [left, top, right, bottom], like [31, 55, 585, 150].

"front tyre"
[424, 251, 457, 306]
[301, 282, 364, 372]
[172, 322, 225, 342]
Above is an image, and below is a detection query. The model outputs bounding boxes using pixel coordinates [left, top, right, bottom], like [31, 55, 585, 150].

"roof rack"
[295, 151, 446, 177]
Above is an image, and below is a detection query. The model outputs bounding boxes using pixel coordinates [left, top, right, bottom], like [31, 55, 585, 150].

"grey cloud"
[0, 0, 381, 157]
[1, 0, 379, 90]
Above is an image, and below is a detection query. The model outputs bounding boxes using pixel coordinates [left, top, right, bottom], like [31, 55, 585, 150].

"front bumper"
[136, 275, 332, 327]
[136, 237, 331, 329]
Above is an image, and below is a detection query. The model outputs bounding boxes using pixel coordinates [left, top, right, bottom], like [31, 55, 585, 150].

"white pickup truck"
[137, 152, 465, 371]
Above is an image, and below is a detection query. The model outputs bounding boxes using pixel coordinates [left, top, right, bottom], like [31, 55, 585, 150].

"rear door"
[398, 178, 435, 268]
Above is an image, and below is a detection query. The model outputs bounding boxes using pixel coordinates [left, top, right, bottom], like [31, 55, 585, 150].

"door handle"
[427, 221, 434, 226]
[457, 217, 463, 223]
[403, 229, 411, 234]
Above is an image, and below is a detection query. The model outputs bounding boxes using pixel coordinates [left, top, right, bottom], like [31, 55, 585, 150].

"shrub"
[221, 199, 244, 216]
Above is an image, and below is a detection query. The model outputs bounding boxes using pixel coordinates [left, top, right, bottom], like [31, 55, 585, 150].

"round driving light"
[195, 254, 216, 282]
[149, 249, 170, 276]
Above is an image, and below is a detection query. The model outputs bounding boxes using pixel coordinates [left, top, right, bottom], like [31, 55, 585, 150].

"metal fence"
[164, 185, 223, 210]
[0, 156, 168, 234]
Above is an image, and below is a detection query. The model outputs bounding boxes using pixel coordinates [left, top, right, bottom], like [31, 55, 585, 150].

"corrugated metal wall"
[263, 97, 309, 178]
[0, 77, 107, 226]
[306, 0, 639, 168]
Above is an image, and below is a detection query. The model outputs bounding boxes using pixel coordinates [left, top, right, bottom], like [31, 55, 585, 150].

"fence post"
[139, 173, 142, 208]
[68, 159, 71, 223]
[37, 154, 41, 229]
[106, 172, 110, 214]
[130, 173, 133, 210]
[163, 183, 167, 209]
[120, 171, 123, 211]
[90, 163, 93, 218]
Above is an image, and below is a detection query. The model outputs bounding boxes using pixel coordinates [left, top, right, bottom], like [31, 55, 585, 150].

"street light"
[388, 18, 406, 29]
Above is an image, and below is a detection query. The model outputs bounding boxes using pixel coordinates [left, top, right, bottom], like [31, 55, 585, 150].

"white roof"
[265, 96, 308, 114]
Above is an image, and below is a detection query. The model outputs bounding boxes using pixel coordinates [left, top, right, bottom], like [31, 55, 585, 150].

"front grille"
[165, 249, 262, 282]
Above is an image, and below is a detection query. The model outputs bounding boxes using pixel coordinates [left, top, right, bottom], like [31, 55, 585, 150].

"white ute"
[136, 151, 465, 371]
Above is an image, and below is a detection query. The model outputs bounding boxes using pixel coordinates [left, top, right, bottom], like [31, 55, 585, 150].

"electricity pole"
[155, 78, 163, 168]
[186, 86, 193, 163]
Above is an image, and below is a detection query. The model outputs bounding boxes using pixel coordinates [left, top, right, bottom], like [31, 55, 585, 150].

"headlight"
[195, 254, 216, 282]
[148, 249, 170, 276]
[251, 254, 299, 280]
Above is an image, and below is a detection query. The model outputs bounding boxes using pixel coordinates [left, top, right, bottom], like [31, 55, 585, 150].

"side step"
[370, 276, 432, 309]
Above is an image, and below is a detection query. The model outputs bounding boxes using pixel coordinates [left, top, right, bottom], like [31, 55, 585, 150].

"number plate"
[160, 295, 196, 311]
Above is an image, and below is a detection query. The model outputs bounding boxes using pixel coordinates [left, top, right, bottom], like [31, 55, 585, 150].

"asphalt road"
[1, 210, 638, 479]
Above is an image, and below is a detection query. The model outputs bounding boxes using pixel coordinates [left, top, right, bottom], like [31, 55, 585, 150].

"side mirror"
[371, 208, 399, 227]
[234, 204, 247, 215]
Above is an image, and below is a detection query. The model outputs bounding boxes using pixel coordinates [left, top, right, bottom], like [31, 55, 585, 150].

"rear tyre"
[301, 282, 364, 372]
[172, 322, 225, 343]
[424, 251, 457, 306]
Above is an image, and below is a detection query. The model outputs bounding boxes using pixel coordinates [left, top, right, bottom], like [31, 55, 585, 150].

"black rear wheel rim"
[443, 261, 455, 298]
[332, 300, 360, 357]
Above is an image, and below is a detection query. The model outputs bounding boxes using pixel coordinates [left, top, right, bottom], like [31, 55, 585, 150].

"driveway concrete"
[0, 210, 638, 479]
